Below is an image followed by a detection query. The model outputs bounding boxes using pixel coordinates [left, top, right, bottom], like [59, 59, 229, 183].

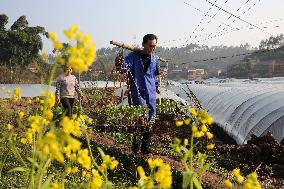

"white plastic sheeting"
[167, 82, 284, 144]
[121, 88, 188, 105]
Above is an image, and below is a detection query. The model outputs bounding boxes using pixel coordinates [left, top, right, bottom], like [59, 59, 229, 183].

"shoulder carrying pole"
[110, 40, 169, 63]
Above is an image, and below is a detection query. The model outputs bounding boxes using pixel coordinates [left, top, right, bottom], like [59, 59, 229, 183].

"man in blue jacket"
[116, 34, 160, 154]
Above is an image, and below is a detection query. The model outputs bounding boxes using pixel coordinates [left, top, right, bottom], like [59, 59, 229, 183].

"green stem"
[37, 158, 51, 189]
[29, 134, 36, 189]
[85, 134, 107, 178]
[190, 134, 194, 189]
[43, 63, 57, 112]
[0, 153, 7, 179]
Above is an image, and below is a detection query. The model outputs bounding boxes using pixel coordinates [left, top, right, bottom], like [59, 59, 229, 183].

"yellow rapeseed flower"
[236, 174, 244, 184]
[65, 166, 72, 175]
[99, 154, 119, 171]
[144, 178, 155, 189]
[47, 92, 56, 108]
[184, 117, 191, 125]
[43, 109, 53, 120]
[82, 35, 93, 46]
[192, 125, 198, 133]
[206, 132, 214, 140]
[64, 136, 82, 158]
[184, 139, 189, 146]
[137, 166, 146, 179]
[243, 172, 262, 189]
[206, 115, 213, 125]
[7, 123, 14, 130]
[232, 168, 244, 184]
[51, 26, 97, 73]
[60, 117, 82, 136]
[28, 115, 49, 133]
[64, 24, 79, 39]
[82, 170, 87, 177]
[12, 88, 21, 102]
[37, 131, 64, 163]
[42, 51, 48, 60]
[201, 124, 208, 132]
[54, 41, 63, 50]
[154, 163, 172, 189]
[77, 149, 91, 170]
[49, 32, 57, 41]
[89, 169, 103, 189]
[224, 179, 233, 188]
[148, 158, 164, 169]
[20, 138, 27, 144]
[99, 163, 107, 173]
[193, 131, 204, 138]
[50, 181, 60, 189]
[19, 112, 24, 119]
[72, 167, 78, 173]
[85, 173, 91, 179]
[232, 168, 241, 177]
[189, 107, 198, 117]
[102, 155, 111, 164]
[110, 160, 119, 170]
[75, 32, 84, 41]
[175, 120, 184, 127]
[56, 57, 65, 65]
[206, 143, 215, 150]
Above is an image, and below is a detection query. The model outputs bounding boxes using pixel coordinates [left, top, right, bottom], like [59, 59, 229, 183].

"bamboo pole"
[110, 40, 169, 63]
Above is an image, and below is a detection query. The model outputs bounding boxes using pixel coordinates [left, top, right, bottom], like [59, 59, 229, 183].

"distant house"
[248, 58, 284, 77]
[188, 69, 205, 80]
[168, 67, 205, 80]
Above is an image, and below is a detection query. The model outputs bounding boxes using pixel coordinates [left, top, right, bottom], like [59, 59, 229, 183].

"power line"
[196, 19, 282, 44]
[180, 45, 284, 65]
[182, 0, 257, 45]
[159, 0, 280, 49]
[204, 0, 272, 35]
[212, 0, 262, 40]
[170, 0, 229, 62]
[183, 1, 237, 30]
[157, 18, 281, 52]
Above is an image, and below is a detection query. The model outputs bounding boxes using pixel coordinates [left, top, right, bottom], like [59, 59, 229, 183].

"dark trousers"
[61, 98, 75, 118]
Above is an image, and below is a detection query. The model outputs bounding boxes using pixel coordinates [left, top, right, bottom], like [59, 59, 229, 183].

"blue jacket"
[124, 51, 159, 118]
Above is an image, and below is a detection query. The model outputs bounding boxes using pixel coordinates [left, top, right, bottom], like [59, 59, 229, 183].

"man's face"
[142, 39, 157, 54]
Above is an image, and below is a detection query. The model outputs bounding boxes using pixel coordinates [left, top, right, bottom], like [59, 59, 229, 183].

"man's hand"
[156, 87, 161, 94]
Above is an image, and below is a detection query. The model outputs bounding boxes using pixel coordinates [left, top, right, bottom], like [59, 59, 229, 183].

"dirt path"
[88, 132, 227, 189]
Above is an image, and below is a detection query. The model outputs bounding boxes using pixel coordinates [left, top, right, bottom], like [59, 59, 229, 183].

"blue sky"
[1, 0, 284, 53]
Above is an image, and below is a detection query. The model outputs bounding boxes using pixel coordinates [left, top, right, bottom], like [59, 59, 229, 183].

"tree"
[0, 14, 46, 69]
[259, 34, 284, 50]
